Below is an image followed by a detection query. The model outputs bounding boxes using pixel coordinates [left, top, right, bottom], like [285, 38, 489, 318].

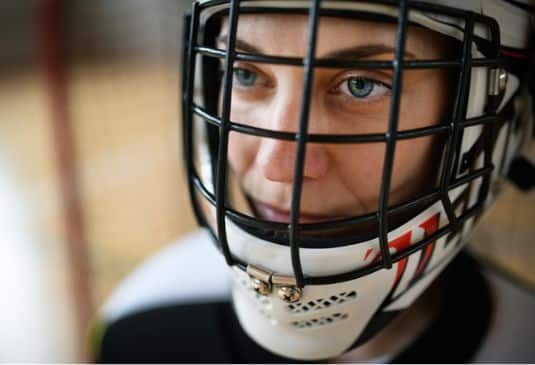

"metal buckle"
[247, 264, 302, 303]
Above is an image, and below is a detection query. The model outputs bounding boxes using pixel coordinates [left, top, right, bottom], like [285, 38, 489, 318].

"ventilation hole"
[291, 312, 350, 329]
[286, 291, 358, 314]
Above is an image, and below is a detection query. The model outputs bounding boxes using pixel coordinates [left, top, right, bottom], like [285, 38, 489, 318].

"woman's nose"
[258, 138, 329, 182]
[255, 73, 329, 182]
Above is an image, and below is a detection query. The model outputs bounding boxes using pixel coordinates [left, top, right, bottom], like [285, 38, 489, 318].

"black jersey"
[93, 229, 535, 363]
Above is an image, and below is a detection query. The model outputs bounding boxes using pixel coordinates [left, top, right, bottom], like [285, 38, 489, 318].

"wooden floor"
[1, 61, 533, 312]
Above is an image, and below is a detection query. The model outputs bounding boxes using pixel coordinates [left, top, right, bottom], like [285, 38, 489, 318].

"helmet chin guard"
[227, 195, 463, 360]
[182, 0, 533, 360]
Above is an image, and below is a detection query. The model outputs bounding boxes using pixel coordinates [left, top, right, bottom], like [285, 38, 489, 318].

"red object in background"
[36, 0, 93, 360]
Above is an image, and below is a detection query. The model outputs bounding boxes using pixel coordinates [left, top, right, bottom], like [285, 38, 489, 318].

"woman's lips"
[253, 201, 341, 223]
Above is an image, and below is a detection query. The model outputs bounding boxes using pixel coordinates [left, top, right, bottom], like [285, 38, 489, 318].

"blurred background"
[0, 0, 532, 362]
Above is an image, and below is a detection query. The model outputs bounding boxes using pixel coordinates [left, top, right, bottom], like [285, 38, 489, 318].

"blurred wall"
[0, 2, 36, 70]
[62, 0, 196, 304]
[0, 0, 195, 361]
[67, 0, 187, 63]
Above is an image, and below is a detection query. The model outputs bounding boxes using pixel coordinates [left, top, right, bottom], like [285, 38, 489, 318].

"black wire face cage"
[182, 0, 505, 288]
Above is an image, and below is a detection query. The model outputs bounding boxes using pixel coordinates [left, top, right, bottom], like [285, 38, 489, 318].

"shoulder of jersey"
[101, 228, 231, 324]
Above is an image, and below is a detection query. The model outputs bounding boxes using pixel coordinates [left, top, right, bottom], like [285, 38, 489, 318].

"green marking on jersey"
[87, 317, 107, 361]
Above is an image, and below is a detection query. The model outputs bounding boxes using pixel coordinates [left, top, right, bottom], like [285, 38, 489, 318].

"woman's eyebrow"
[322, 44, 416, 60]
[216, 35, 260, 53]
[217, 35, 415, 59]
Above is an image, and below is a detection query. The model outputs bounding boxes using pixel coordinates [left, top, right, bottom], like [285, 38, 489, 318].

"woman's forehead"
[220, 14, 451, 59]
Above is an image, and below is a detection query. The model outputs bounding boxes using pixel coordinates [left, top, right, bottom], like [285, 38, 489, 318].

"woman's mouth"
[253, 201, 341, 224]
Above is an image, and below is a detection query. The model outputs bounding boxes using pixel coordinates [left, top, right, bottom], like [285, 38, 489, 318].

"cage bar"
[376, 0, 409, 270]
[438, 13, 475, 230]
[183, 3, 208, 230]
[288, 0, 323, 288]
[215, 0, 241, 265]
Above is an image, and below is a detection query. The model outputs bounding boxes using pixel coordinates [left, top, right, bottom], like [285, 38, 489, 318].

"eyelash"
[231, 65, 271, 89]
[229, 64, 391, 103]
[333, 76, 392, 103]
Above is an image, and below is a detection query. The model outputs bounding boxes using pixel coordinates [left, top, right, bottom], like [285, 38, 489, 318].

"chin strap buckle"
[246, 264, 302, 303]
[488, 67, 508, 97]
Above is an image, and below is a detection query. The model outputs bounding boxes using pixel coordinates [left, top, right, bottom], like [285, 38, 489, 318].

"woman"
[95, 0, 534, 362]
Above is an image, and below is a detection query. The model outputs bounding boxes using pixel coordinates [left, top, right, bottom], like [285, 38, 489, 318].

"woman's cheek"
[391, 137, 437, 197]
[397, 71, 446, 130]
[331, 144, 386, 209]
[228, 99, 272, 175]
[228, 132, 256, 176]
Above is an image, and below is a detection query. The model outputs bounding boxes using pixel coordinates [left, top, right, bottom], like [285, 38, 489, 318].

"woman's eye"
[233, 68, 257, 87]
[340, 77, 390, 100]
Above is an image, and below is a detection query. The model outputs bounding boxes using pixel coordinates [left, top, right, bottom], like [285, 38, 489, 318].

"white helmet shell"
[185, 0, 533, 360]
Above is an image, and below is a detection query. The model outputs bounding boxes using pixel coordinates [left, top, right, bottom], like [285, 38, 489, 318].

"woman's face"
[218, 14, 453, 223]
